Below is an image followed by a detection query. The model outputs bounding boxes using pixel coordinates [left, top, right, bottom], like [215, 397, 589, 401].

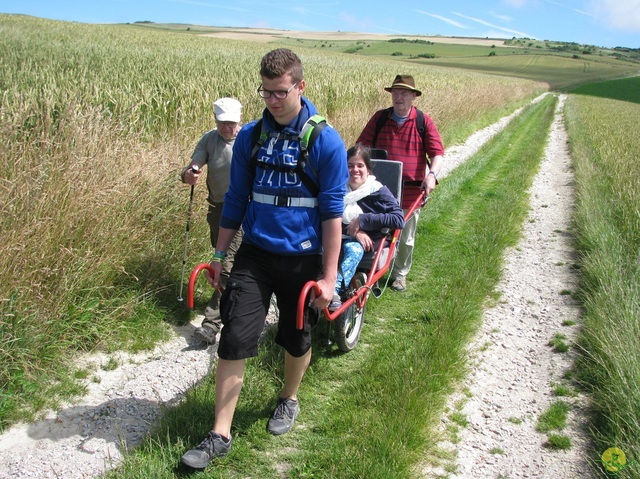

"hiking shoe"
[181, 431, 231, 469]
[328, 293, 342, 312]
[390, 277, 406, 292]
[194, 325, 218, 344]
[267, 397, 299, 435]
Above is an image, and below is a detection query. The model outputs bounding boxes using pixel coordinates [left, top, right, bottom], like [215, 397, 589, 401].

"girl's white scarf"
[343, 175, 383, 224]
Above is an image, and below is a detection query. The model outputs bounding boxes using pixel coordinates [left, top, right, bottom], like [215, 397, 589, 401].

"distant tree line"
[388, 38, 435, 45]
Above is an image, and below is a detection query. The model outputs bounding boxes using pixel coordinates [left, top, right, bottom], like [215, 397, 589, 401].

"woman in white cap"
[180, 97, 244, 344]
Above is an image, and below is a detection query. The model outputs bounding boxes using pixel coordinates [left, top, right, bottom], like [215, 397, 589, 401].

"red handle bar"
[297, 280, 326, 330]
[187, 263, 217, 309]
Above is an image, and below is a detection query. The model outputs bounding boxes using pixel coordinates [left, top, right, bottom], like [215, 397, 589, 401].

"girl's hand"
[355, 231, 374, 252]
[347, 218, 360, 237]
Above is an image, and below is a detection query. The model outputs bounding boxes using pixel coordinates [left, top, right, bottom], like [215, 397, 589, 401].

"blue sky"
[2, 0, 639, 48]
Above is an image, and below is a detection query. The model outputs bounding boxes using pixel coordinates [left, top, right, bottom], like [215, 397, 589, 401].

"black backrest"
[370, 159, 403, 201]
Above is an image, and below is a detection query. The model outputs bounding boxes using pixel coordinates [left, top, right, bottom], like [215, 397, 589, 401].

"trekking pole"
[177, 165, 199, 302]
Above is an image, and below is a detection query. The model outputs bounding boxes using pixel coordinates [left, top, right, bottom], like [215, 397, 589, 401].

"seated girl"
[330, 145, 405, 311]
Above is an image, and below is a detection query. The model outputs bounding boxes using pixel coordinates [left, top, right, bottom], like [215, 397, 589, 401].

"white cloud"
[415, 10, 467, 29]
[574, 8, 596, 18]
[503, 0, 528, 6]
[590, 0, 640, 32]
[491, 12, 513, 22]
[453, 12, 536, 38]
[296, 7, 349, 22]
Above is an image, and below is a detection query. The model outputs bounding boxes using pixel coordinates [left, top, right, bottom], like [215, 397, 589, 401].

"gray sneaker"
[193, 325, 218, 344]
[181, 431, 231, 469]
[267, 397, 299, 435]
[390, 277, 406, 292]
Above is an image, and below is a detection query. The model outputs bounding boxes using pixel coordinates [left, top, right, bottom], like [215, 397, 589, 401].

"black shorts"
[217, 243, 322, 360]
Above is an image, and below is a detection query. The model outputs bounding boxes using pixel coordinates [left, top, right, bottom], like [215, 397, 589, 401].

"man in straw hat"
[356, 74, 445, 292]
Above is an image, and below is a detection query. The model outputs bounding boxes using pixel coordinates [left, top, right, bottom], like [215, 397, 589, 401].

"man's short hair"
[260, 48, 303, 82]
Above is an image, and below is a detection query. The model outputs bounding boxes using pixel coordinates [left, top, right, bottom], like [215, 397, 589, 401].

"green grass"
[268, 34, 640, 92]
[565, 79, 640, 477]
[353, 41, 522, 57]
[570, 76, 640, 103]
[411, 54, 639, 91]
[250, 32, 639, 91]
[537, 401, 571, 433]
[450, 412, 469, 428]
[100, 94, 557, 478]
[548, 333, 570, 353]
[545, 434, 572, 450]
[552, 383, 575, 397]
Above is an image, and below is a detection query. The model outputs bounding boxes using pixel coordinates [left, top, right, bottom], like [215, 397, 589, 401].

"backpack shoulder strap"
[299, 114, 327, 152]
[249, 119, 267, 174]
[415, 108, 425, 136]
[371, 107, 430, 168]
[372, 107, 393, 148]
[296, 114, 327, 197]
[414, 108, 431, 168]
[372, 107, 425, 146]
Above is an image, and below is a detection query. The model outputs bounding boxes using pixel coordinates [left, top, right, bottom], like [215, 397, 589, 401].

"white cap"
[214, 97, 242, 122]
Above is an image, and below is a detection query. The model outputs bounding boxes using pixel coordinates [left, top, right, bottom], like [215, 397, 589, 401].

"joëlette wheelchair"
[298, 152, 428, 351]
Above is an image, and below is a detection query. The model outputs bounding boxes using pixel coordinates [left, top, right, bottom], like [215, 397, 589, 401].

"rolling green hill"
[131, 22, 640, 91]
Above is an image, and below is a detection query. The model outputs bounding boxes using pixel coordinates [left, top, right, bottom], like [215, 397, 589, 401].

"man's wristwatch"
[428, 171, 438, 180]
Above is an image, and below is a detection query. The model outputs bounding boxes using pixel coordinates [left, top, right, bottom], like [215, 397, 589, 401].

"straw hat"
[384, 75, 422, 96]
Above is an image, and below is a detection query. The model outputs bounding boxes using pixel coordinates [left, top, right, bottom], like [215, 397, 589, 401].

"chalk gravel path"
[0, 94, 593, 478]
[423, 94, 595, 479]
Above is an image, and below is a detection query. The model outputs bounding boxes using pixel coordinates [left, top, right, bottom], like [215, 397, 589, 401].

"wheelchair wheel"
[334, 273, 368, 352]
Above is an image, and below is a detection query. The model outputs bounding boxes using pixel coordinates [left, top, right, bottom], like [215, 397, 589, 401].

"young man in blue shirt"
[181, 48, 348, 470]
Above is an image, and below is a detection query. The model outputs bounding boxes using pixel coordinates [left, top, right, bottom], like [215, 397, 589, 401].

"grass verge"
[101, 95, 558, 478]
[565, 79, 640, 477]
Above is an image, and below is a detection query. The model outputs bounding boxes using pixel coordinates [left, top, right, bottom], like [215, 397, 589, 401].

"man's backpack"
[371, 106, 425, 148]
[249, 114, 327, 197]
[370, 106, 431, 173]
